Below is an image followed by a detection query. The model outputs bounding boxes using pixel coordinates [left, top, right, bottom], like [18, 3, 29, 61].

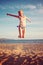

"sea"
[0, 38, 43, 43]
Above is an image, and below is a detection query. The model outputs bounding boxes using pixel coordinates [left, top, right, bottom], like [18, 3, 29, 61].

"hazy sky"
[0, 0, 43, 39]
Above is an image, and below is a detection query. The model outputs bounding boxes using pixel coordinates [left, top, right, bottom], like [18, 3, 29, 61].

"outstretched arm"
[6, 13, 19, 18]
[26, 17, 31, 22]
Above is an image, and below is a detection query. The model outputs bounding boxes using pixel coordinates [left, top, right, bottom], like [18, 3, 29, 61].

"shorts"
[20, 25, 26, 29]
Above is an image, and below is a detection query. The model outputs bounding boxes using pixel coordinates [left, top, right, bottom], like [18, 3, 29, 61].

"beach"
[0, 43, 43, 65]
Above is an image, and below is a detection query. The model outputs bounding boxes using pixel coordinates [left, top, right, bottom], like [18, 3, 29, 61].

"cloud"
[8, 6, 15, 9]
[36, 4, 43, 14]
[23, 4, 43, 15]
[38, 9, 43, 14]
[0, 5, 6, 10]
[16, 4, 36, 10]
[26, 5, 36, 9]
[0, 5, 15, 10]
[15, 4, 43, 14]
[37, 3, 43, 8]
[0, 4, 43, 15]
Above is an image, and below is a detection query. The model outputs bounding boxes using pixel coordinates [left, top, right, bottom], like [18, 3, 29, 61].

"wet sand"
[0, 43, 43, 65]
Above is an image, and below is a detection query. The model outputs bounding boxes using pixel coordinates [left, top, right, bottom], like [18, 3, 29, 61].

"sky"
[0, 0, 43, 39]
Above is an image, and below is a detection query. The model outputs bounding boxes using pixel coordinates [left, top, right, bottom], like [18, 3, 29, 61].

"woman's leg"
[22, 28, 26, 38]
[18, 26, 20, 37]
[18, 26, 22, 38]
[18, 26, 26, 38]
